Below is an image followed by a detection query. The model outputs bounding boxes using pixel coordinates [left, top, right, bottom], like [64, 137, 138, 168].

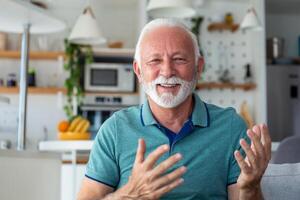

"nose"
[159, 59, 175, 78]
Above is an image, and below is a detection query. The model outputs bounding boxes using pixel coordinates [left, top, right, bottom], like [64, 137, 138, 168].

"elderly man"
[78, 18, 271, 200]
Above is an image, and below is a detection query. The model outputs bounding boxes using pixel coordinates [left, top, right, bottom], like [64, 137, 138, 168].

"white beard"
[141, 74, 197, 108]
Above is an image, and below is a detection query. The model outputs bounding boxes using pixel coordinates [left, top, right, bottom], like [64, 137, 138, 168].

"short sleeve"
[227, 111, 250, 185]
[85, 115, 120, 188]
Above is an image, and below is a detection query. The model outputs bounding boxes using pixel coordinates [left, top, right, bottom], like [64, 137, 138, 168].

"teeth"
[160, 84, 176, 87]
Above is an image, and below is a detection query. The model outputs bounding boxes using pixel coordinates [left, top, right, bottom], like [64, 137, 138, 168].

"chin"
[151, 92, 192, 109]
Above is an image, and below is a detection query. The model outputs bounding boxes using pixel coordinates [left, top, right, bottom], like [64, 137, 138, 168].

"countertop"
[39, 140, 93, 152]
[38, 140, 280, 152]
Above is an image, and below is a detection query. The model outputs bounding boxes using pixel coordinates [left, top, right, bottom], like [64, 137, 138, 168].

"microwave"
[84, 59, 135, 93]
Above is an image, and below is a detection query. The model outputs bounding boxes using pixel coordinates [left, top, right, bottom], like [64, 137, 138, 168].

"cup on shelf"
[37, 35, 49, 51]
[6, 73, 17, 87]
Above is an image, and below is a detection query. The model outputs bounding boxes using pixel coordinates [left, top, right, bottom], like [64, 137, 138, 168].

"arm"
[77, 139, 186, 200]
[77, 177, 114, 200]
[228, 124, 271, 200]
[228, 183, 264, 200]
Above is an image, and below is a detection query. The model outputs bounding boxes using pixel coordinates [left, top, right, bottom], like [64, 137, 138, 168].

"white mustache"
[152, 76, 185, 85]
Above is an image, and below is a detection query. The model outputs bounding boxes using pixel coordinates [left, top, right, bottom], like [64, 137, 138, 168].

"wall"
[195, 0, 266, 123]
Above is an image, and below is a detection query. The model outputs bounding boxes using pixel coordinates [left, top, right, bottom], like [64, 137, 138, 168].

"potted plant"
[64, 39, 93, 120]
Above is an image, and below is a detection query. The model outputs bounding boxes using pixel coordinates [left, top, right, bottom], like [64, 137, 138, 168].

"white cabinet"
[61, 164, 87, 200]
[39, 141, 93, 200]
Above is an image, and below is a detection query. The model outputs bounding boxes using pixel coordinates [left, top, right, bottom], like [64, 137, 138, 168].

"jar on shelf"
[6, 73, 17, 87]
[224, 13, 234, 25]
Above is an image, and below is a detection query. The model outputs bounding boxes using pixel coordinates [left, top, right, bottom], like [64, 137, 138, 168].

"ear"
[196, 57, 204, 80]
[133, 60, 142, 83]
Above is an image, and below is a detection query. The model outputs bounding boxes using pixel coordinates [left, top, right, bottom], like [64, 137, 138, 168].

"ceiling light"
[69, 6, 106, 45]
[147, 0, 196, 18]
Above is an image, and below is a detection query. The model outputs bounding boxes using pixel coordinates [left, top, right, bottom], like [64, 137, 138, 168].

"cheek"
[141, 67, 160, 82]
[177, 67, 196, 81]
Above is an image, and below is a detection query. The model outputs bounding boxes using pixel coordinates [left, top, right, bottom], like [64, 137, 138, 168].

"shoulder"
[205, 103, 239, 119]
[96, 105, 141, 137]
[113, 105, 141, 121]
[205, 102, 247, 130]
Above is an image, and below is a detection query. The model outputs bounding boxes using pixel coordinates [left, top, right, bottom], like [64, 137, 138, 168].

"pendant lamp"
[240, 6, 262, 31]
[147, 0, 196, 18]
[69, 6, 106, 45]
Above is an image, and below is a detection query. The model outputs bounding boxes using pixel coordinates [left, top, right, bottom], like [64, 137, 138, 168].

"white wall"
[194, 0, 267, 123]
[0, 151, 61, 200]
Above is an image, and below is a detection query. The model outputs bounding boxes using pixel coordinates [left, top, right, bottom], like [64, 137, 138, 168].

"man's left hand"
[234, 124, 272, 197]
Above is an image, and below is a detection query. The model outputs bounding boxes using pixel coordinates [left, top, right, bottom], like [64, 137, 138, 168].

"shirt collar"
[192, 93, 209, 127]
[140, 93, 209, 128]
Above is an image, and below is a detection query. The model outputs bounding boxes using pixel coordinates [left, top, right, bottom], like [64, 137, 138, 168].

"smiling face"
[134, 26, 203, 108]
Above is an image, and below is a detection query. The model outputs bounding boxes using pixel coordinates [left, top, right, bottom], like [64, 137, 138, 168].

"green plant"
[28, 67, 36, 74]
[190, 16, 204, 52]
[64, 39, 93, 120]
[190, 16, 205, 73]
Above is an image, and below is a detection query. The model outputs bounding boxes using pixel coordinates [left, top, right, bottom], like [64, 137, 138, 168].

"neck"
[148, 94, 194, 133]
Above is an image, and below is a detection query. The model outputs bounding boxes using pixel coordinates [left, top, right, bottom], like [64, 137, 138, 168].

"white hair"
[134, 18, 201, 67]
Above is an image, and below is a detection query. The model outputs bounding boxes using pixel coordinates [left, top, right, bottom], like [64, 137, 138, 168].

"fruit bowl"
[58, 131, 91, 140]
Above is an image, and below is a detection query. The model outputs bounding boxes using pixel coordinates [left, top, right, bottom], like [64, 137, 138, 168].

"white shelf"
[39, 140, 93, 152]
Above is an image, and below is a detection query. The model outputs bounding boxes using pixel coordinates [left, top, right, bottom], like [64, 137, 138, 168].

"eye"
[173, 57, 187, 64]
[147, 58, 161, 65]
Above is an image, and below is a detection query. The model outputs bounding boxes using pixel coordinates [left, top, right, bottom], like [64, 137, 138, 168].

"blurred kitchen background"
[0, 0, 299, 199]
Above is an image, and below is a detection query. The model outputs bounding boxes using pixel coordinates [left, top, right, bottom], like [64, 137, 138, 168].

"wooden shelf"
[92, 48, 135, 57]
[0, 50, 65, 60]
[0, 87, 140, 95]
[85, 91, 139, 96]
[196, 82, 256, 91]
[0, 87, 66, 94]
[207, 23, 239, 32]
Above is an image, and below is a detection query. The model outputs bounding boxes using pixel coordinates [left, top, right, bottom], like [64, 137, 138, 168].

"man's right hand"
[116, 138, 186, 200]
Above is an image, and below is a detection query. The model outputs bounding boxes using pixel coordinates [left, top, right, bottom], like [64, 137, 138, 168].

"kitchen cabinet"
[267, 65, 300, 141]
[39, 140, 93, 200]
[0, 150, 61, 200]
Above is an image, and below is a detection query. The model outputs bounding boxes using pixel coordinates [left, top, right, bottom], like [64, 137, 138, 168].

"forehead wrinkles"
[140, 27, 194, 59]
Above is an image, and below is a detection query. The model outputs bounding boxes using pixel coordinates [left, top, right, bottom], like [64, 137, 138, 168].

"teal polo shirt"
[86, 93, 248, 199]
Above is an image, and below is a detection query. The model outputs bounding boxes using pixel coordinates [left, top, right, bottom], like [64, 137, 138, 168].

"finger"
[261, 124, 272, 161]
[252, 125, 262, 140]
[152, 178, 184, 199]
[134, 138, 146, 164]
[152, 166, 186, 190]
[248, 129, 265, 162]
[240, 138, 257, 169]
[152, 153, 183, 178]
[144, 144, 169, 169]
[234, 150, 252, 174]
[251, 125, 261, 154]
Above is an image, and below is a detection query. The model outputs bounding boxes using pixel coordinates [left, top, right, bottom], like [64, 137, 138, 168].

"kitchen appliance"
[267, 65, 300, 141]
[79, 94, 139, 138]
[267, 37, 284, 62]
[84, 56, 135, 93]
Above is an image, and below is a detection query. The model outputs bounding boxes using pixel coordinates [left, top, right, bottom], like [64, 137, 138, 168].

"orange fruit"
[58, 120, 69, 132]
